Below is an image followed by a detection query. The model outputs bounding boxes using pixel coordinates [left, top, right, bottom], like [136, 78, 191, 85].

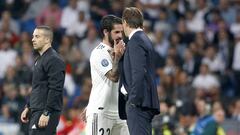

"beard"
[108, 34, 114, 48]
[108, 33, 121, 48]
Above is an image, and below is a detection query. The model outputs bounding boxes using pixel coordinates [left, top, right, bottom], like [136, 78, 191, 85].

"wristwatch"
[43, 110, 51, 116]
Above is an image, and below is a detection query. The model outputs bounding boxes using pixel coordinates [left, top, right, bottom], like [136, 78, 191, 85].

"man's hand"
[106, 39, 125, 82]
[20, 107, 29, 123]
[114, 40, 125, 59]
[79, 107, 87, 123]
[38, 114, 50, 128]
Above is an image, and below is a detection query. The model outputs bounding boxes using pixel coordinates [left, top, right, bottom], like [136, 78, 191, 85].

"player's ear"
[103, 29, 108, 36]
[45, 37, 50, 43]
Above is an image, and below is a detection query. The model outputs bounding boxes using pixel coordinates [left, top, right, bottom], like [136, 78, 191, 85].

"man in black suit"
[118, 7, 160, 135]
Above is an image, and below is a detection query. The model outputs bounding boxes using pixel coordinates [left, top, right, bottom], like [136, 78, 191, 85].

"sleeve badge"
[101, 59, 109, 67]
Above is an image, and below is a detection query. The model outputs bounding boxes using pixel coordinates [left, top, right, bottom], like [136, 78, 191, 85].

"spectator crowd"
[0, 0, 240, 134]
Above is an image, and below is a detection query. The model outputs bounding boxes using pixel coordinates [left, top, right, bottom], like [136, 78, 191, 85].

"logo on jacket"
[32, 124, 37, 129]
[101, 59, 109, 67]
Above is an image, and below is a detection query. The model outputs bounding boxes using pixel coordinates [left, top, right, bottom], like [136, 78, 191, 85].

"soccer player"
[85, 15, 129, 135]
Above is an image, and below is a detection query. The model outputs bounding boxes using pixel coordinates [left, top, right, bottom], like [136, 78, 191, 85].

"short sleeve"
[91, 50, 112, 76]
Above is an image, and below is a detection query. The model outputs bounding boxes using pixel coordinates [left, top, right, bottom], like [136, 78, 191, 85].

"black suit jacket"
[118, 31, 160, 119]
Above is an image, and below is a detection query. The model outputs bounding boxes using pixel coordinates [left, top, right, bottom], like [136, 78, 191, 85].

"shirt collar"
[129, 28, 143, 40]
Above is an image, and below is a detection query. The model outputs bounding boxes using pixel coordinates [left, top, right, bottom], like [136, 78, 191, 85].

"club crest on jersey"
[101, 59, 109, 67]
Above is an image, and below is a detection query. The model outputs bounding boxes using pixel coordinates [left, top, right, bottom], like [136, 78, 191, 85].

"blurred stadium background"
[0, 0, 240, 135]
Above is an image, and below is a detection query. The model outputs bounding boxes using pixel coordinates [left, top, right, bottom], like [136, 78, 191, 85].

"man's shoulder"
[43, 50, 65, 67]
[130, 31, 148, 43]
[91, 43, 106, 52]
[49, 51, 64, 62]
[91, 45, 109, 59]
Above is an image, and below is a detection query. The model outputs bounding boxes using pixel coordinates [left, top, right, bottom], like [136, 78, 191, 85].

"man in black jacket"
[20, 25, 65, 135]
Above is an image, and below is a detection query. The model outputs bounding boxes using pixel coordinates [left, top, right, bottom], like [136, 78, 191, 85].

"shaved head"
[36, 25, 53, 42]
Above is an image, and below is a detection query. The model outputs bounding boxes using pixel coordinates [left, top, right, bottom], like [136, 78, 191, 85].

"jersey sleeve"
[91, 49, 112, 77]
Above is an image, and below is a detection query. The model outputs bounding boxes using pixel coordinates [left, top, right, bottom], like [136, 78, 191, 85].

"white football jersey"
[87, 42, 119, 117]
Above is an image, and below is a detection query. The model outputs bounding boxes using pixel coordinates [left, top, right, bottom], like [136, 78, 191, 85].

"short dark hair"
[36, 25, 53, 42]
[100, 15, 122, 35]
[122, 7, 143, 28]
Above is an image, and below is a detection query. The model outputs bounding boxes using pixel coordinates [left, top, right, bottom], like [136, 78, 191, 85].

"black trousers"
[126, 103, 155, 135]
[29, 110, 60, 135]
[234, 71, 240, 96]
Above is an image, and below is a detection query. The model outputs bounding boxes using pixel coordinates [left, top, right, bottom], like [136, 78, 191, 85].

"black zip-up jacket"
[29, 47, 65, 112]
